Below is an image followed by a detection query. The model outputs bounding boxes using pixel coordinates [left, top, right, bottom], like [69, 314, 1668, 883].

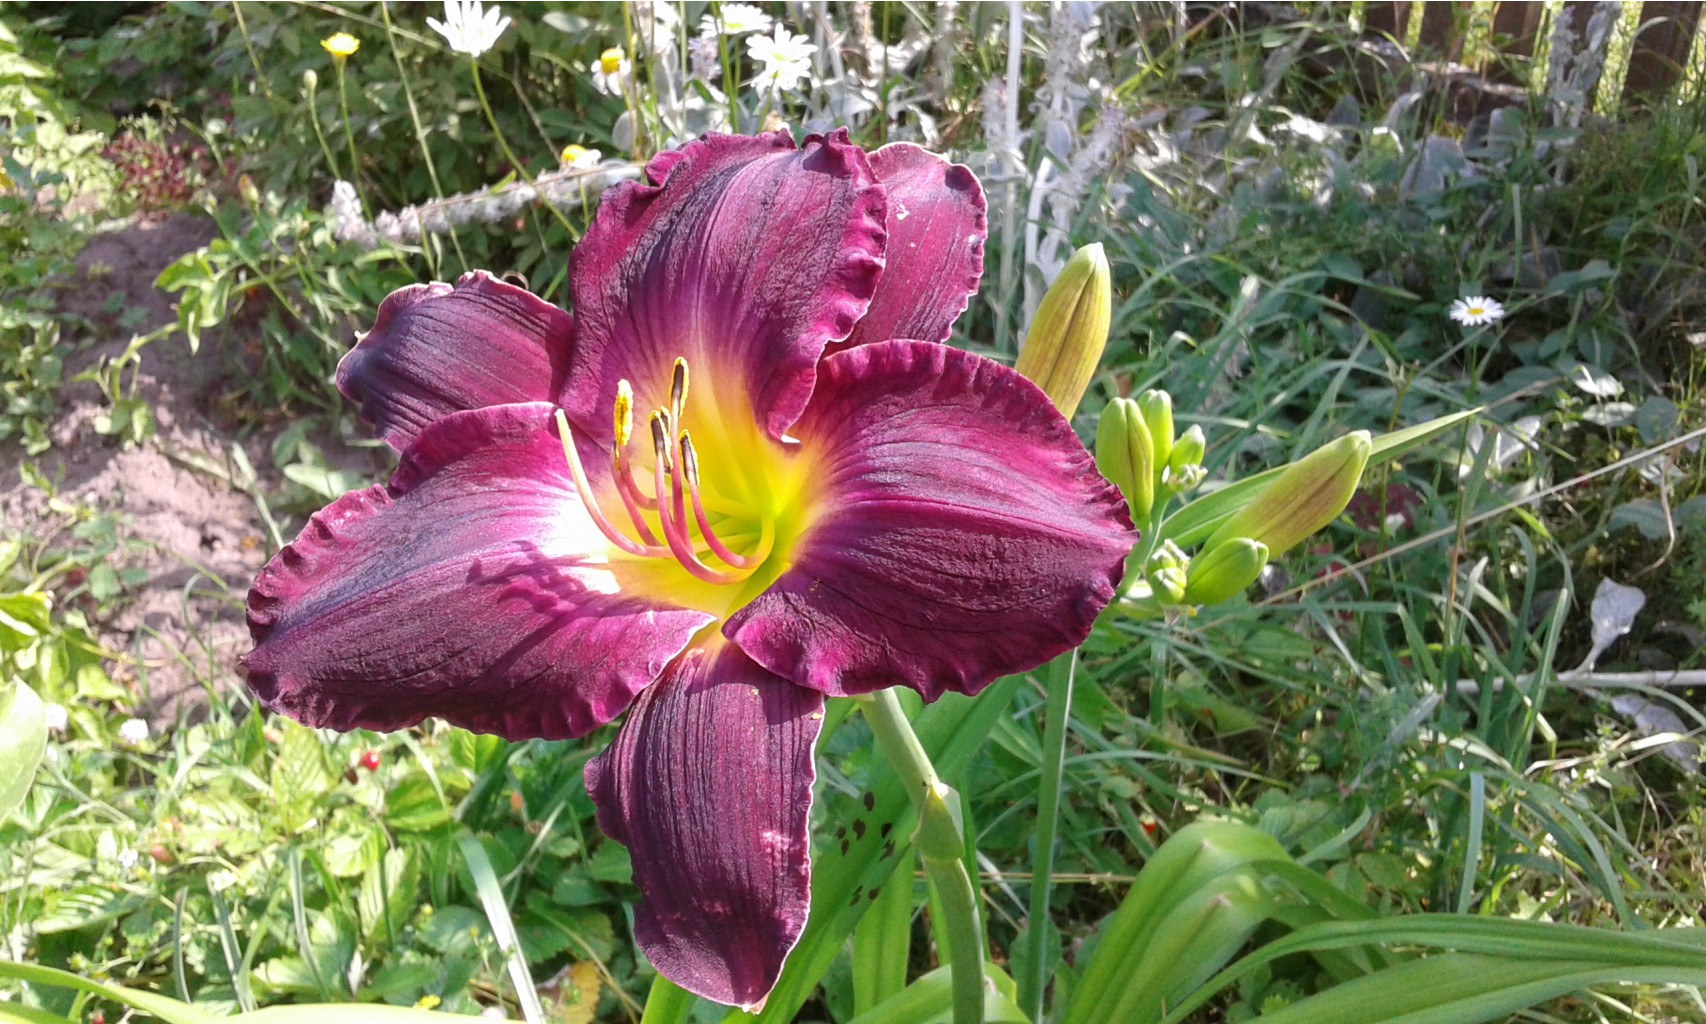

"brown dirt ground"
[0, 212, 383, 725]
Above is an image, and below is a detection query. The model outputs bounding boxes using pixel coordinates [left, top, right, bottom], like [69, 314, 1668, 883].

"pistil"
[554, 409, 667, 558]
[650, 414, 747, 585]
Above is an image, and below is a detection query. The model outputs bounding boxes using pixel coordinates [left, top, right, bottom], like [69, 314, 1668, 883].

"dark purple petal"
[244, 403, 714, 740]
[842, 144, 987, 349]
[561, 130, 887, 446]
[585, 642, 821, 1010]
[337, 271, 573, 451]
[725, 341, 1133, 701]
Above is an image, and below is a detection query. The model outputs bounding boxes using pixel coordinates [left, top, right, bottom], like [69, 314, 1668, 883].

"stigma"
[554, 359, 774, 585]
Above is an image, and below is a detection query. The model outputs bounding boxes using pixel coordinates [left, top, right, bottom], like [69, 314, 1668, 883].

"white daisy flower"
[427, 0, 512, 58]
[559, 144, 602, 169]
[1448, 296, 1505, 326]
[746, 25, 816, 94]
[207, 868, 239, 893]
[116, 717, 149, 746]
[702, 2, 774, 36]
[592, 46, 632, 95]
[43, 703, 68, 734]
[117, 847, 140, 872]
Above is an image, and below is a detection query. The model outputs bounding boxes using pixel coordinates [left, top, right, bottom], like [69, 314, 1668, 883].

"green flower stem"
[379, 0, 463, 274]
[862, 688, 987, 1024]
[303, 74, 343, 186]
[333, 59, 366, 215]
[468, 59, 581, 241]
[1019, 650, 1075, 1022]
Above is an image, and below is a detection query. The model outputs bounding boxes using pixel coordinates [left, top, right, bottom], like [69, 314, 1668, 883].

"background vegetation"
[3, 2, 1705, 1022]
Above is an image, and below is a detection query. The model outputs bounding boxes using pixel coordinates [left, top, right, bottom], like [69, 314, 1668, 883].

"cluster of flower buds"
[1095, 388, 1206, 527]
[1105, 411, 1372, 615]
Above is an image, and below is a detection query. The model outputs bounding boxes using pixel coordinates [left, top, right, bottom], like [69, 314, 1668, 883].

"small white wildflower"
[207, 869, 239, 893]
[560, 144, 601, 169]
[746, 25, 816, 94]
[702, 3, 773, 36]
[592, 47, 632, 95]
[427, 0, 512, 58]
[117, 847, 140, 872]
[480, 1009, 507, 1021]
[116, 717, 149, 746]
[43, 703, 68, 734]
[1448, 296, 1505, 326]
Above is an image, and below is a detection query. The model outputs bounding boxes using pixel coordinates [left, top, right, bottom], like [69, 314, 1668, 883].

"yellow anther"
[670, 357, 689, 417]
[613, 379, 633, 449]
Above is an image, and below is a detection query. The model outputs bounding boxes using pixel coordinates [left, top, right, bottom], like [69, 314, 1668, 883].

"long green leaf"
[844, 965, 1029, 1024]
[1157, 916, 1706, 1024]
[456, 833, 545, 1024]
[1252, 952, 1706, 1024]
[0, 680, 46, 822]
[852, 846, 916, 1015]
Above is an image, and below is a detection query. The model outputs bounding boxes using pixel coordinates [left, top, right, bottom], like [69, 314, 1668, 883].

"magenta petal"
[843, 144, 987, 348]
[244, 403, 714, 740]
[337, 271, 573, 451]
[725, 341, 1133, 701]
[561, 130, 887, 444]
[585, 643, 821, 1009]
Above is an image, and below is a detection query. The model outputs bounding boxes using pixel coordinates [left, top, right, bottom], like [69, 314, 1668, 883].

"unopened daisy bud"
[1136, 390, 1175, 471]
[1014, 243, 1111, 417]
[1183, 537, 1268, 606]
[1095, 397, 1154, 522]
[302, 68, 318, 93]
[1145, 540, 1189, 604]
[1164, 425, 1205, 493]
[1203, 431, 1372, 559]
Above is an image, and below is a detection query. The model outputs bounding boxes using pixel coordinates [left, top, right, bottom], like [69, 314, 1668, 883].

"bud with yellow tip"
[1202, 431, 1372, 559]
[1182, 537, 1268, 606]
[1095, 397, 1155, 523]
[1014, 243, 1112, 418]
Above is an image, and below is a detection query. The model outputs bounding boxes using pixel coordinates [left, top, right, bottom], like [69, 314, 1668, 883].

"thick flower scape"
[243, 130, 1133, 1008]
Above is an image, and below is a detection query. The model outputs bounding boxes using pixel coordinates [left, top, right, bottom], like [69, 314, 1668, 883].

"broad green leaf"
[0, 679, 46, 821]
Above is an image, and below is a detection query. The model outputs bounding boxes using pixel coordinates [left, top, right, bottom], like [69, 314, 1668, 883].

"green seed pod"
[1183, 537, 1269, 606]
[1137, 389, 1175, 473]
[1203, 431, 1373, 559]
[1095, 397, 1155, 523]
[1014, 243, 1112, 418]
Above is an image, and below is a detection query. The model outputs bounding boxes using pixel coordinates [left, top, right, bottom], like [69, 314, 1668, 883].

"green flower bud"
[1137, 390, 1175, 472]
[1164, 425, 1206, 494]
[1014, 243, 1112, 417]
[1203, 431, 1373, 559]
[1095, 397, 1154, 522]
[1182, 537, 1269, 606]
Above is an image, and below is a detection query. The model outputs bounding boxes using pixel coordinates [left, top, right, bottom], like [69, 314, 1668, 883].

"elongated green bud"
[916, 780, 968, 864]
[1203, 431, 1372, 558]
[1095, 397, 1155, 522]
[1015, 243, 1112, 418]
[1137, 390, 1175, 472]
[1182, 537, 1268, 606]
[1163, 424, 1206, 495]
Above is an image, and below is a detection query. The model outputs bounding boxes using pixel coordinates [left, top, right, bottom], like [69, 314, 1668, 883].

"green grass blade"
[456, 833, 545, 1024]
[638, 975, 696, 1024]
[852, 846, 916, 1016]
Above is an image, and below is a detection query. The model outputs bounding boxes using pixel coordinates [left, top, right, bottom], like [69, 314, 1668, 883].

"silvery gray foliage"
[1546, 1, 1620, 127]
[326, 166, 638, 251]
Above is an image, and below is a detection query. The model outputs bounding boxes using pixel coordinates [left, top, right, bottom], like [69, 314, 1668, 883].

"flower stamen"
[680, 432, 768, 569]
[555, 409, 667, 558]
[670, 356, 689, 424]
[651, 413, 747, 585]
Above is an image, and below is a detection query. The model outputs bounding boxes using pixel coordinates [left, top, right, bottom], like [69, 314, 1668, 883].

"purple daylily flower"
[243, 129, 1133, 1008]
